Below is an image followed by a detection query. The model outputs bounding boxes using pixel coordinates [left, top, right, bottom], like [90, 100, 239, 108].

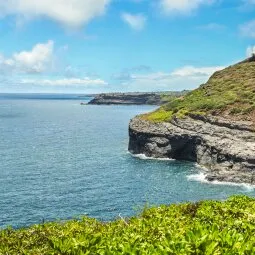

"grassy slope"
[1, 196, 255, 254]
[143, 58, 255, 123]
[159, 91, 189, 105]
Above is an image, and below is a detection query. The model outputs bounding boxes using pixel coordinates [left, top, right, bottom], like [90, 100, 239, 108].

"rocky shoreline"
[128, 116, 255, 184]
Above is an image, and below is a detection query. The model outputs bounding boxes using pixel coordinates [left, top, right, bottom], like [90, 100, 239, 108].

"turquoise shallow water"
[0, 94, 255, 229]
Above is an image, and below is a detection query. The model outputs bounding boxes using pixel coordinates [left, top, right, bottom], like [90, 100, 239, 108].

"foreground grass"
[143, 59, 255, 123]
[1, 195, 255, 254]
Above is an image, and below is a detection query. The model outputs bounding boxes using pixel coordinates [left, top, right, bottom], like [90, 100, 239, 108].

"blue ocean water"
[0, 94, 254, 229]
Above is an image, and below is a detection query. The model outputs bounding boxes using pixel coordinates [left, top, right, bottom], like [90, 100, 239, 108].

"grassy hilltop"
[1, 196, 255, 254]
[143, 57, 255, 124]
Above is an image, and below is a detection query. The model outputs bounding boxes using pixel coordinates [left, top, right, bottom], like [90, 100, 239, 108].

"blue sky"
[0, 0, 255, 93]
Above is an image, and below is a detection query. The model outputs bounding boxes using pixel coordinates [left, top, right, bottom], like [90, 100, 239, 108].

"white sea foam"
[194, 163, 208, 171]
[187, 172, 255, 191]
[128, 152, 175, 161]
[187, 172, 207, 183]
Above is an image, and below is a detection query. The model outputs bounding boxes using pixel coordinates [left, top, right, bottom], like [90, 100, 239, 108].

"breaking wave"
[129, 152, 175, 161]
[187, 172, 255, 191]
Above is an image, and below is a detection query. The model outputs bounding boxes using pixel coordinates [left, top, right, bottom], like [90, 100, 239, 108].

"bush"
[1, 196, 255, 254]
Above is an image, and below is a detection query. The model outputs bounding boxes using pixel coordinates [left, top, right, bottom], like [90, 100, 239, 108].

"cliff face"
[129, 116, 255, 184]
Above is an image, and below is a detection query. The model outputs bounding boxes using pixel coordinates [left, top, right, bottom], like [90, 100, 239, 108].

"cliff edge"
[129, 57, 255, 184]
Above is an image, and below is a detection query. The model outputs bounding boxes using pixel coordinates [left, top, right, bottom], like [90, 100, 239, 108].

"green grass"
[142, 108, 173, 122]
[159, 91, 189, 105]
[1, 195, 255, 254]
[144, 59, 255, 123]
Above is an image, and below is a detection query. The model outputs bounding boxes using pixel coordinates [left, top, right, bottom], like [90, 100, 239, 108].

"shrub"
[1, 196, 255, 254]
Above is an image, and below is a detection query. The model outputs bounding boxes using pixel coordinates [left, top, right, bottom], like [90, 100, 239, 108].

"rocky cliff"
[128, 58, 255, 184]
[129, 116, 255, 184]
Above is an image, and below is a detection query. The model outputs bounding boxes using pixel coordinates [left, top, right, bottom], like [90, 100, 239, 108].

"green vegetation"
[143, 108, 173, 122]
[1, 195, 255, 254]
[143, 59, 255, 123]
[159, 91, 189, 105]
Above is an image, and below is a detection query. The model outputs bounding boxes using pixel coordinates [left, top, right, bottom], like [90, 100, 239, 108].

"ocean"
[0, 93, 254, 229]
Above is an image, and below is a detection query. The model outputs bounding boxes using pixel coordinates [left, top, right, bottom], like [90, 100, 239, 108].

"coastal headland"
[129, 57, 255, 184]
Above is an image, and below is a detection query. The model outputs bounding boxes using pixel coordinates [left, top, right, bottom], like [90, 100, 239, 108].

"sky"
[0, 0, 255, 93]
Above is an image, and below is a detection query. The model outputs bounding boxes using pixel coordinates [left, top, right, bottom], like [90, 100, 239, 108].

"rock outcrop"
[129, 116, 255, 184]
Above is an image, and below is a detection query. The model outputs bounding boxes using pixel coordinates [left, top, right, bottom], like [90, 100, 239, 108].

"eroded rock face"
[128, 117, 255, 184]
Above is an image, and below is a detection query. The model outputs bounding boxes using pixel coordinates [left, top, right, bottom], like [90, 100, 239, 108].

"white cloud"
[240, 20, 255, 38]
[0, 40, 109, 92]
[246, 46, 255, 57]
[20, 77, 108, 87]
[0, 0, 110, 28]
[13, 40, 54, 73]
[171, 66, 223, 76]
[159, 0, 215, 15]
[121, 13, 146, 30]
[0, 40, 54, 73]
[118, 65, 225, 91]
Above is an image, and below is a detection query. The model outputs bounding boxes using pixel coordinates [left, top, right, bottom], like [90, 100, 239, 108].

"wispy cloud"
[159, 0, 216, 15]
[242, 0, 255, 7]
[20, 77, 108, 87]
[113, 65, 225, 91]
[121, 13, 147, 30]
[239, 19, 255, 38]
[196, 23, 226, 31]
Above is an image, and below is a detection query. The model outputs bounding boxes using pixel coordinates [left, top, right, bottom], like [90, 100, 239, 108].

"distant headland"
[85, 91, 189, 105]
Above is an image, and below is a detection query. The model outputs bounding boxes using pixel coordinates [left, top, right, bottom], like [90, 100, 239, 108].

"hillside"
[1, 196, 255, 254]
[143, 57, 255, 125]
